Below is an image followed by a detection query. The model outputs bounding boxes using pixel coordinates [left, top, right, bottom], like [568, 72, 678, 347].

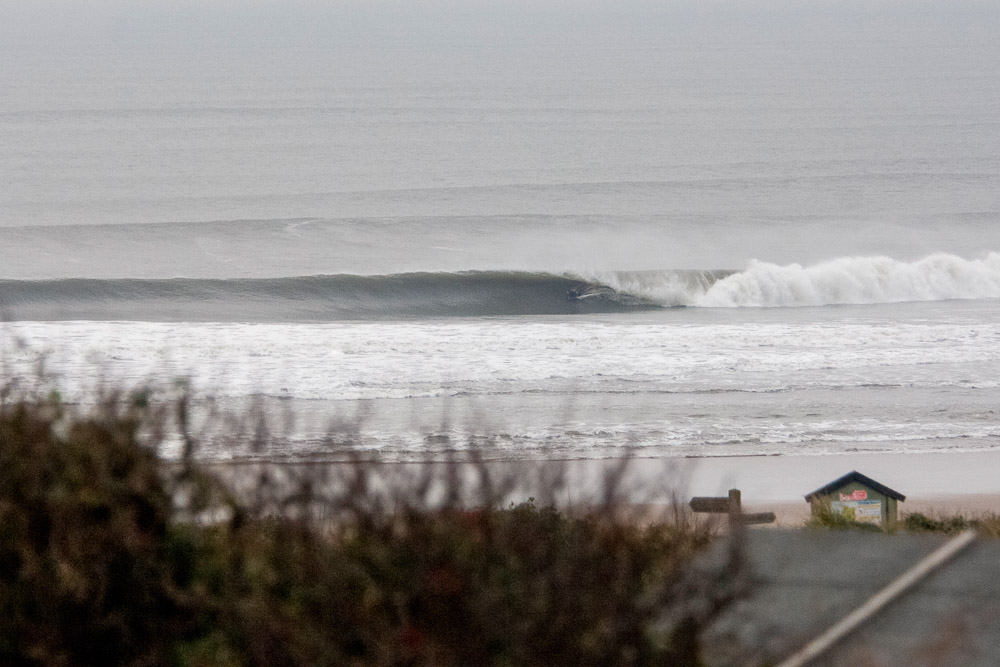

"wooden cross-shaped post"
[689, 488, 775, 527]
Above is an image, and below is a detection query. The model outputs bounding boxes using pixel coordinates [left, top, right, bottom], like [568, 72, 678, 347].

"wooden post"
[728, 488, 741, 527]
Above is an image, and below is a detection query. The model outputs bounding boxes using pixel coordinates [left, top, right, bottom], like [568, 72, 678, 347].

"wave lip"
[694, 252, 1000, 308]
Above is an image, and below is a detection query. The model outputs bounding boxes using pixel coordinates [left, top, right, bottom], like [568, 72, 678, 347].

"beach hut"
[805, 471, 905, 525]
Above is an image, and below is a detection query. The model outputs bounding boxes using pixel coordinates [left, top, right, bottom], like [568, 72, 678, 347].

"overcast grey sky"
[3, 1, 998, 51]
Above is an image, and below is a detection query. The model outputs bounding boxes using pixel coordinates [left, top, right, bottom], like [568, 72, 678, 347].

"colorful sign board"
[830, 499, 883, 523]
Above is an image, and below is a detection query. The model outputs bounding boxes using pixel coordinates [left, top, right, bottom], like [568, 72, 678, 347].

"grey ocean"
[3, 4, 1000, 461]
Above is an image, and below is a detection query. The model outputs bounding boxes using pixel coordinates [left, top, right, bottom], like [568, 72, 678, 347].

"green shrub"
[903, 512, 1000, 537]
[0, 386, 738, 666]
[0, 394, 182, 666]
[185, 502, 713, 666]
[902, 512, 972, 534]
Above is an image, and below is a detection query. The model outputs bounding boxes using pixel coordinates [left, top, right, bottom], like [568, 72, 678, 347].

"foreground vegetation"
[901, 512, 1000, 537]
[0, 385, 744, 666]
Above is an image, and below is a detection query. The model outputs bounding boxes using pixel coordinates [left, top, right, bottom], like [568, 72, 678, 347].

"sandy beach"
[673, 450, 1000, 526]
[207, 449, 1000, 529]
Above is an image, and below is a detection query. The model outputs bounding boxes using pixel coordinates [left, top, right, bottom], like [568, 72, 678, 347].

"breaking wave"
[697, 252, 1000, 307]
[598, 252, 1000, 308]
[1, 253, 997, 321]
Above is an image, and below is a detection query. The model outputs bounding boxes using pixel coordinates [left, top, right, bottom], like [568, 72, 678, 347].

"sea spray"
[591, 269, 732, 308]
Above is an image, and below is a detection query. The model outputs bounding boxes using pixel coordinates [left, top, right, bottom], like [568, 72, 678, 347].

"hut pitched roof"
[804, 470, 905, 502]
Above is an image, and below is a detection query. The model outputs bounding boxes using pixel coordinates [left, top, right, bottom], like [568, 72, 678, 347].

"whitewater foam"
[592, 253, 1000, 308]
[696, 253, 1000, 308]
[6, 295, 1000, 460]
[6, 311, 1000, 402]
